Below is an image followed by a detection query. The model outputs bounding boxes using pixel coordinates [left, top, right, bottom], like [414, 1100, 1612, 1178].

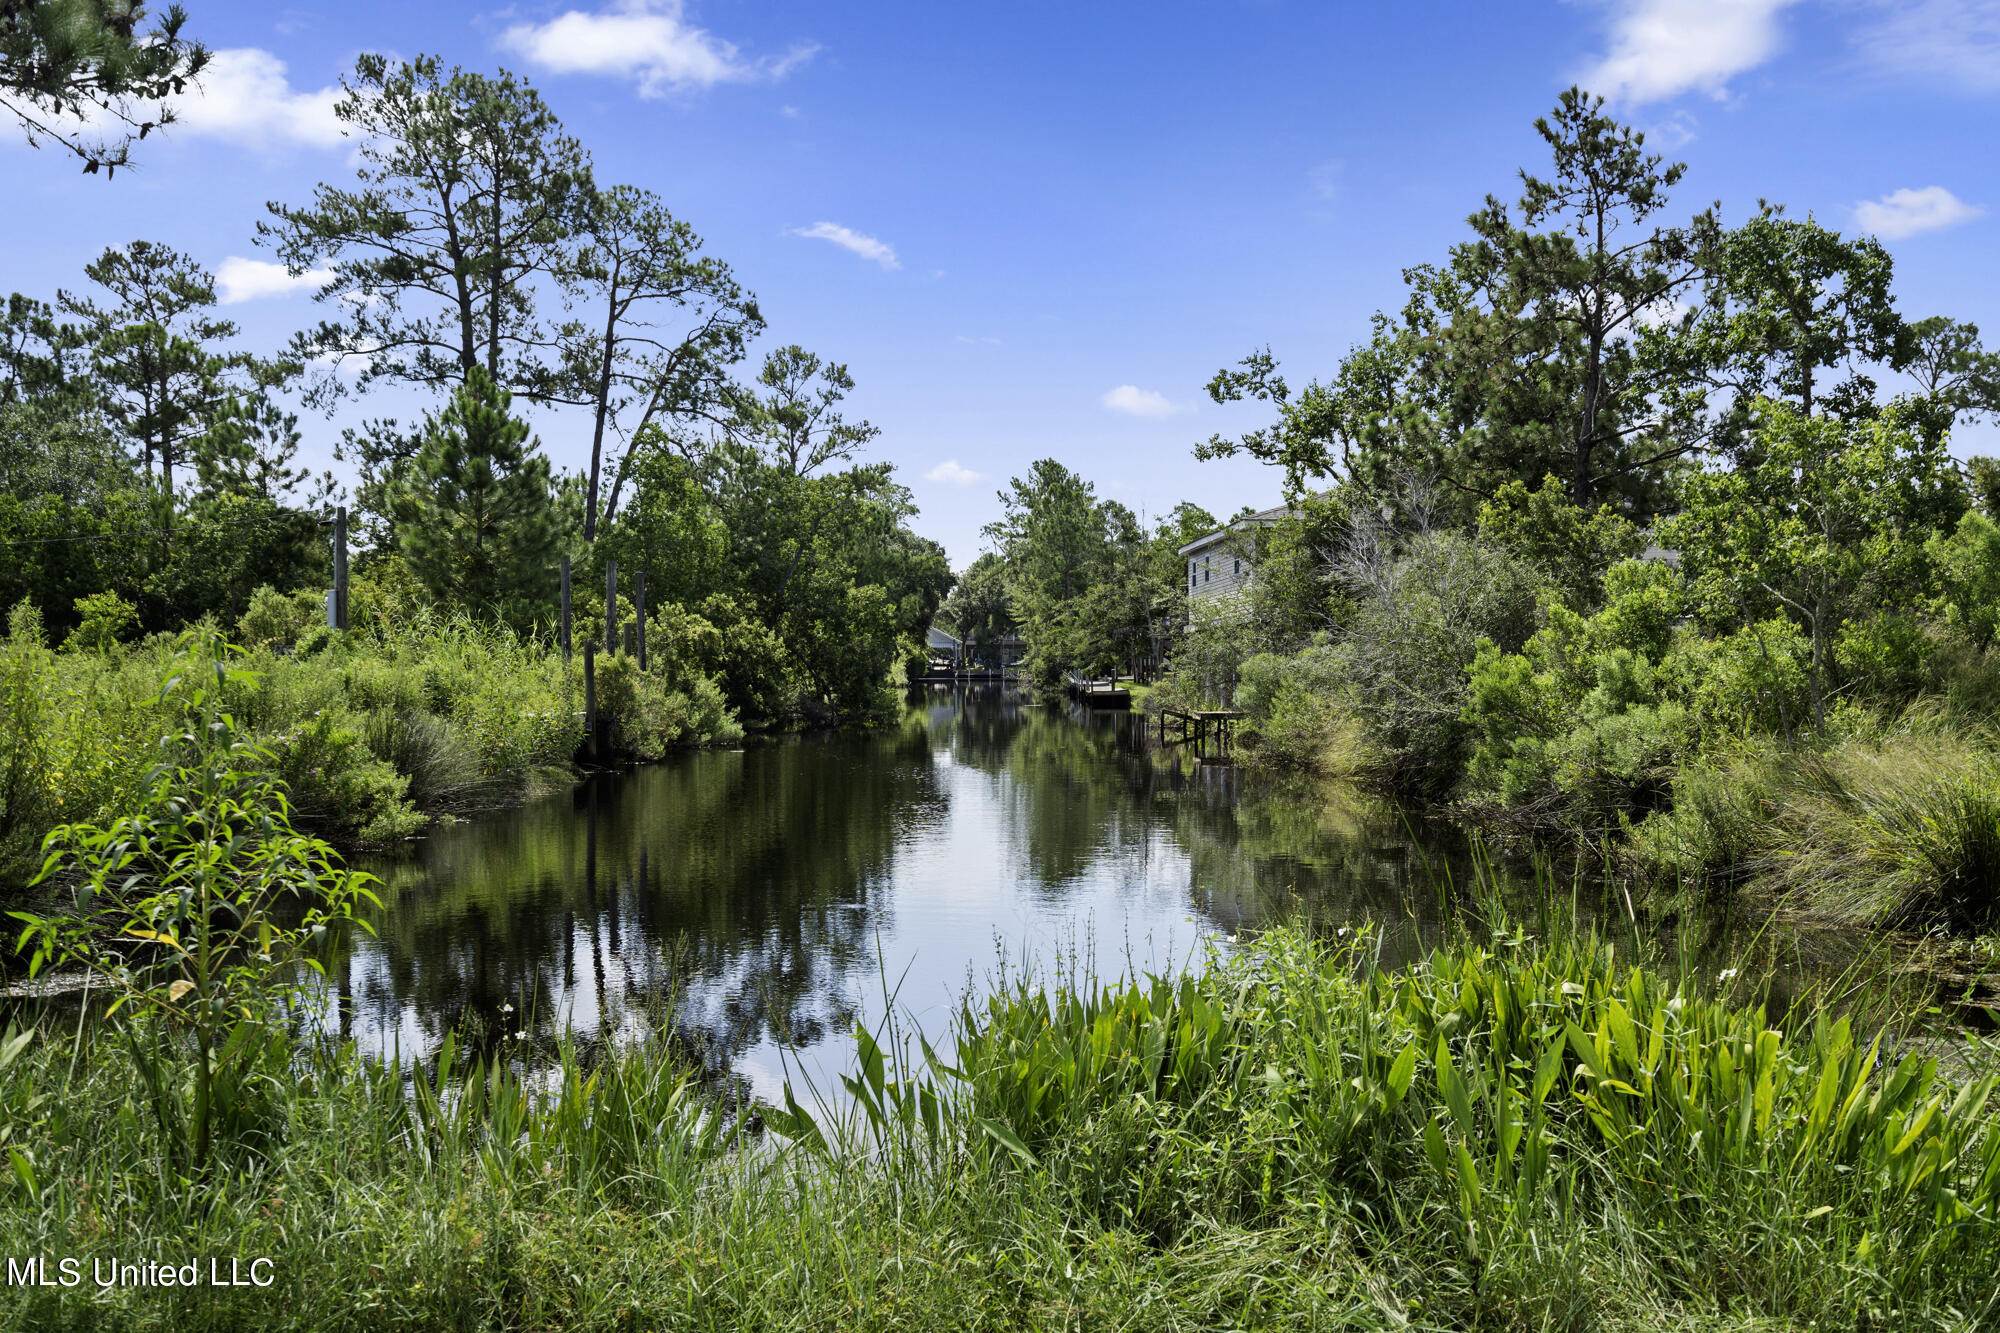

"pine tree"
[390, 368, 559, 628]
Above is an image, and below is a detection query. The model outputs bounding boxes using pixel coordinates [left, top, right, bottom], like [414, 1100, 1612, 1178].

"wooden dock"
[1157, 705, 1246, 748]
[916, 668, 1013, 683]
[1064, 673, 1132, 708]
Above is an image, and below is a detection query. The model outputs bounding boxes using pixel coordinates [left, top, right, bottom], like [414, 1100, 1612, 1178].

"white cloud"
[924, 460, 985, 485]
[500, 0, 816, 97]
[1101, 385, 1183, 418]
[215, 257, 333, 304]
[1854, 186, 1984, 239]
[169, 48, 345, 149]
[1646, 109, 1699, 147]
[1578, 0, 1799, 104]
[791, 221, 899, 269]
[1853, 0, 2000, 92]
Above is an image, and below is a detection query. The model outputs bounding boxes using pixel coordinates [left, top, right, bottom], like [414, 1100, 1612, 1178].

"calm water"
[336, 686, 1773, 1100]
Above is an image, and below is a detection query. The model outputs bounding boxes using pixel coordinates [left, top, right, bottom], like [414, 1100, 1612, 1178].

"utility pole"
[634, 570, 647, 671]
[605, 560, 618, 655]
[332, 506, 349, 632]
[559, 556, 572, 661]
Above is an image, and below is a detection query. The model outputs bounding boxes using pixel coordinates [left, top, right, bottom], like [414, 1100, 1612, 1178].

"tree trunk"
[583, 262, 621, 543]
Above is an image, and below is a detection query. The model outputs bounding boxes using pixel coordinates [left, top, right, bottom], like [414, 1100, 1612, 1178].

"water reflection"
[337, 687, 1652, 1096]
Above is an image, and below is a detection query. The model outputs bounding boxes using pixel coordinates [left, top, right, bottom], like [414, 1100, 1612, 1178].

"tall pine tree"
[390, 368, 559, 629]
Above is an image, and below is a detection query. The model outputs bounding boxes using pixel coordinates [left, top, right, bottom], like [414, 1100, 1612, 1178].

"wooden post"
[633, 570, 646, 671]
[583, 644, 598, 763]
[559, 556, 572, 661]
[604, 560, 618, 655]
[332, 505, 348, 632]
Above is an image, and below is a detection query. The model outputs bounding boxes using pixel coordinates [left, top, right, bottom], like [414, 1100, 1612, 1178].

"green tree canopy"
[260, 53, 593, 407]
[554, 183, 761, 541]
[57, 240, 282, 495]
[1202, 89, 1717, 517]
[388, 368, 560, 628]
[0, 0, 207, 173]
[1661, 400, 1964, 727]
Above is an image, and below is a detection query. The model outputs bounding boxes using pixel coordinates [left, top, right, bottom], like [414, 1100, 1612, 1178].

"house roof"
[926, 626, 961, 650]
[1177, 505, 1291, 557]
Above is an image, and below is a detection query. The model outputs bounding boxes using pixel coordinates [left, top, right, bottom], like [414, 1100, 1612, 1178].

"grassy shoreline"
[3, 911, 1997, 1331]
[0, 615, 756, 909]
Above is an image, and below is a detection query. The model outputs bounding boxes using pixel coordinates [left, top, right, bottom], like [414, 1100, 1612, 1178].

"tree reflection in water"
[335, 685, 1625, 1091]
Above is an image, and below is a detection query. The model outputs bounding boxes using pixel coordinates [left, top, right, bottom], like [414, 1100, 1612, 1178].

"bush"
[1928, 509, 2000, 649]
[236, 584, 325, 650]
[15, 635, 379, 1169]
[1477, 473, 1646, 610]
[64, 589, 138, 653]
[1235, 644, 1370, 775]
[267, 709, 424, 846]
[1672, 615, 1812, 743]
[1339, 529, 1540, 792]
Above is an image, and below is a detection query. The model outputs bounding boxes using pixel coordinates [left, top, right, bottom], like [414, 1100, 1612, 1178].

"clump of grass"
[1631, 712, 2000, 930]
[1770, 727, 2000, 928]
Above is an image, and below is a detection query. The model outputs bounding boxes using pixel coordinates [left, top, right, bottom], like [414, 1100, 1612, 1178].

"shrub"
[236, 584, 325, 650]
[1339, 529, 1540, 792]
[267, 709, 424, 846]
[1477, 473, 1646, 610]
[1928, 509, 2000, 649]
[63, 589, 137, 653]
[1235, 644, 1368, 774]
[1672, 615, 1812, 743]
[13, 636, 379, 1169]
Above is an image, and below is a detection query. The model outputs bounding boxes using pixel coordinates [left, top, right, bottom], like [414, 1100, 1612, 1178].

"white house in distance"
[1179, 505, 1290, 610]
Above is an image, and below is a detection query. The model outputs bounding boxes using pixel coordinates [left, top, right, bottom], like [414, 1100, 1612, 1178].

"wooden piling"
[583, 644, 598, 762]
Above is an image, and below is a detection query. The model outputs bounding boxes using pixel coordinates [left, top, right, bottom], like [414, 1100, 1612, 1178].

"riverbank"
[2, 912, 1996, 1331]
[1166, 666, 2000, 944]
[0, 612, 755, 905]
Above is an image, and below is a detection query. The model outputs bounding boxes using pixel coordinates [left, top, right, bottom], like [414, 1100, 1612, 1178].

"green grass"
[3, 906, 1997, 1331]
[1, 609, 745, 895]
[1629, 711, 2000, 931]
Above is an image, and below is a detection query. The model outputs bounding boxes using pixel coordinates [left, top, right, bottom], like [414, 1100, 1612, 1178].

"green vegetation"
[964, 91, 2000, 938]
[0, 594, 750, 897]
[3, 893, 1996, 1329]
[2, 50, 953, 755]
[976, 460, 1215, 687]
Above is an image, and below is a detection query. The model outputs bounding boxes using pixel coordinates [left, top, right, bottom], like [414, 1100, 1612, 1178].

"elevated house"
[1178, 505, 1290, 614]
[925, 625, 963, 670]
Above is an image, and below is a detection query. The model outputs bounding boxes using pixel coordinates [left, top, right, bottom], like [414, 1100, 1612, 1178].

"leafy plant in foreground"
[10, 633, 379, 1168]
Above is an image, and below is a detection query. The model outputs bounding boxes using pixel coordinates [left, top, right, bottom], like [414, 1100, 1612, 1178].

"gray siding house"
[1179, 505, 1289, 611]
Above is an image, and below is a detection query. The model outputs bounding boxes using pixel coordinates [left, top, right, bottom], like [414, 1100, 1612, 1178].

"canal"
[340, 685, 1790, 1100]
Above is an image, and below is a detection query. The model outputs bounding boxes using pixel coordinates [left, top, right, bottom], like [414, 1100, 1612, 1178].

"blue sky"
[5, 1, 1996, 567]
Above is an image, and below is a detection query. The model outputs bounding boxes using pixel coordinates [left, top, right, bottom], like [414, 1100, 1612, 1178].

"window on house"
[1203, 560, 1210, 583]
[1233, 558, 1241, 575]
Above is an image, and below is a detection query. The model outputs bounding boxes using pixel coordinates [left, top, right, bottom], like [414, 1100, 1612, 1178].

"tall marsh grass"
[1632, 709, 2000, 930]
